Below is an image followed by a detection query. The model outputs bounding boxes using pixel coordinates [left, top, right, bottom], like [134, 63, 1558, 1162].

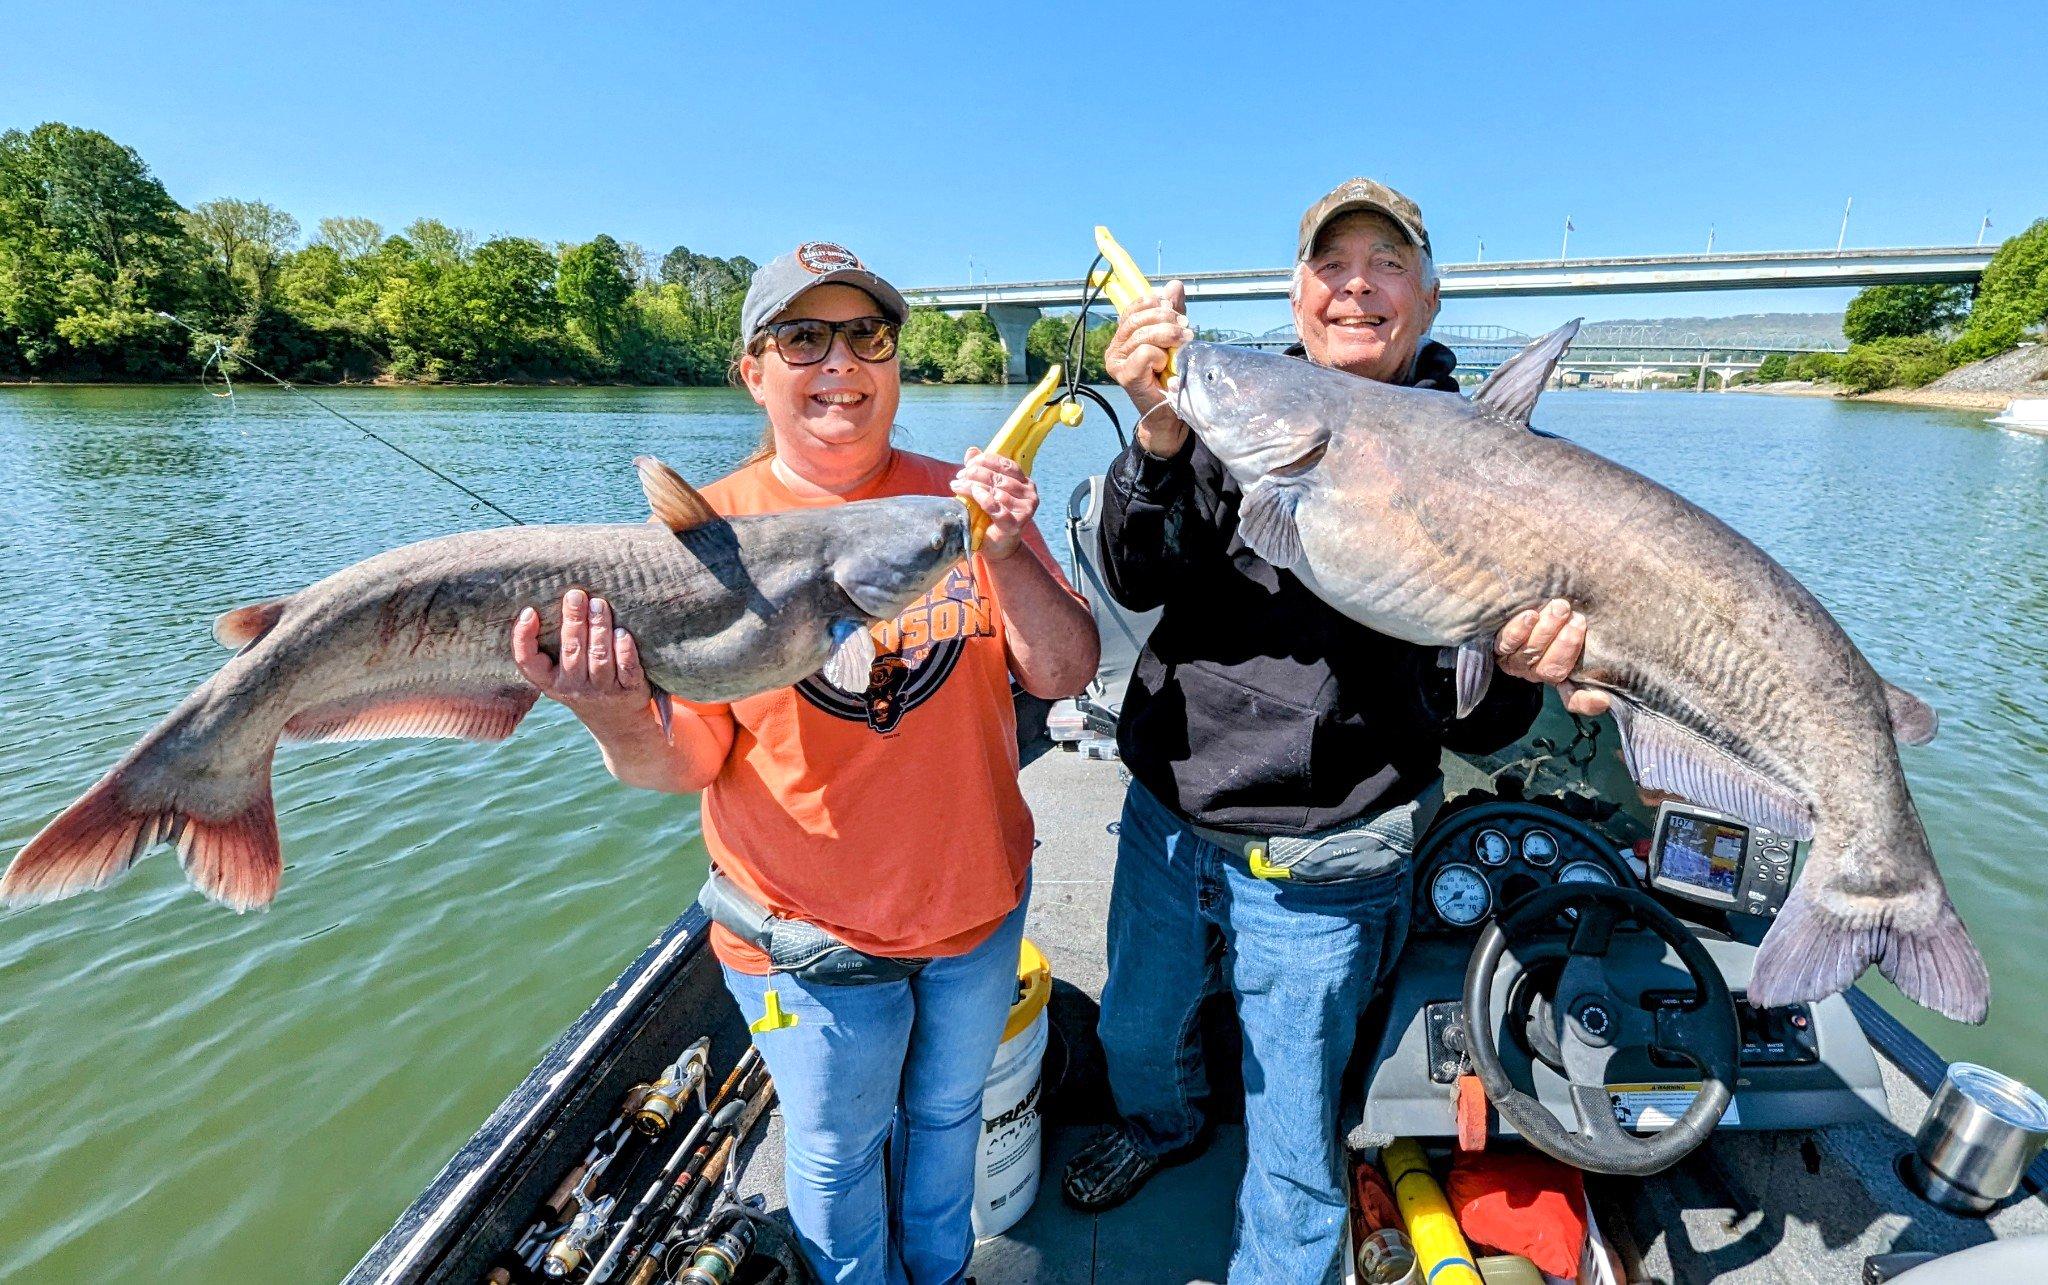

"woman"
[509, 243, 1099, 1284]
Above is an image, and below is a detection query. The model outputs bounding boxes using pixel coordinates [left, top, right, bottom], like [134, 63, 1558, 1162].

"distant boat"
[1988, 398, 2048, 437]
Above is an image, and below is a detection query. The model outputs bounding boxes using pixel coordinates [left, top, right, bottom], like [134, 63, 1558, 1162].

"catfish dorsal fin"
[214, 597, 289, 649]
[635, 456, 720, 532]
[1471, 319, 1581, 427]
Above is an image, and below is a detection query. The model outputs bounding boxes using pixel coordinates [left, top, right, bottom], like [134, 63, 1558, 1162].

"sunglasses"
[756, 316, 900, 366]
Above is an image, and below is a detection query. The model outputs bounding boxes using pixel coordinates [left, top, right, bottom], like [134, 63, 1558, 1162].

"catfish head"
[1173, 342, 1360, 488]
[822, 494, 970, 622]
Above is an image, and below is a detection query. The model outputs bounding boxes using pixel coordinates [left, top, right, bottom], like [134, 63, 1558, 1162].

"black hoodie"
[1098, 339, 1542, 835]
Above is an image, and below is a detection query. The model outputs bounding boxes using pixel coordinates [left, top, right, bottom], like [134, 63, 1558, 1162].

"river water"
[0, 383, 2042, 1281]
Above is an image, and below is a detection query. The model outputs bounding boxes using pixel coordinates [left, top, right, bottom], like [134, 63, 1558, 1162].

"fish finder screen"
[1657, 813, 1745, 900]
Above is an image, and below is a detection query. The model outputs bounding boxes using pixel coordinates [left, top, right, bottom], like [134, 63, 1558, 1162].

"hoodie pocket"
[1171, 662, 1319, 818]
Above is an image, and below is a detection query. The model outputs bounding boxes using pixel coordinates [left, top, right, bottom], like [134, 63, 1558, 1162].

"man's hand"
[951, 447, 1039, 561]
[1104, 280, 1195, 457]
[512, 588, 655, 732]
[1494, 597, 1611, 717]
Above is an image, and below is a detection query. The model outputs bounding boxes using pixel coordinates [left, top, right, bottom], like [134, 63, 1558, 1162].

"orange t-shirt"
[684, 450, 1083, 974]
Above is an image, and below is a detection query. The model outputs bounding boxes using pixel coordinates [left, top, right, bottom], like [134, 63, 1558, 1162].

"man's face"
[1290, 211, 1441, 383]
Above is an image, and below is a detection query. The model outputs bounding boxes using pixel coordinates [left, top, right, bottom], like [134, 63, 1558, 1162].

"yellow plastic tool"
[1382, 1138, 1482, 1285]
[749, 988, 798, 1034]
[1094, 225, 1178, 378]
[964, 363, 1083, 549]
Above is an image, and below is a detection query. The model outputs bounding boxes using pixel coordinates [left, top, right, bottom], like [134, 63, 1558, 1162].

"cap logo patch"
[796, 242, 863, 274]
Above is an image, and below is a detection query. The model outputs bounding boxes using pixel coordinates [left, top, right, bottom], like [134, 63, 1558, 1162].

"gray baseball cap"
[740, 242, 909, 344]
[1297, 177, 1432, 260]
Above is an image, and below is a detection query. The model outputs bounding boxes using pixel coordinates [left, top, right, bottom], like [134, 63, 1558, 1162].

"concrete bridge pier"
[986, 304, 1041, 383]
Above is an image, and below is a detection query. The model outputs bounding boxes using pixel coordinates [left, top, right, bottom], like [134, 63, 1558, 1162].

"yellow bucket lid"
[1002, 937, 1052, 1043]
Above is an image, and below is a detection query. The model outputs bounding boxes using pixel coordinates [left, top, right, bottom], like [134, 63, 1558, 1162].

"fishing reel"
[668, 1214, 758, 1285]
[542, 1193, 616, 1278]
[626, 1037, 711, 1137]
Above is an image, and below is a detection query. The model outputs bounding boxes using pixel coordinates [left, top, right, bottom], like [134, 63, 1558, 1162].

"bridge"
[902, 244, 1989, 381]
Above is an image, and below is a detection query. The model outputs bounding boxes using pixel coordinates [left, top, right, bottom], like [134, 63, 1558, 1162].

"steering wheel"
[1462, 883, 1739, 1176]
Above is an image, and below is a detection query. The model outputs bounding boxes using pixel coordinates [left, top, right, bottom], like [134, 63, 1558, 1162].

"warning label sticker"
[1604, 1082, 1739, 1130]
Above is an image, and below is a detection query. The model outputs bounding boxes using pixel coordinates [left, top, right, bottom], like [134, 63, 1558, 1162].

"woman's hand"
[1104, 280, 1195, 457]
[512, 588, 653, 732]
[951, 447, 1040, 562]
[1494, 597, 1611, 717]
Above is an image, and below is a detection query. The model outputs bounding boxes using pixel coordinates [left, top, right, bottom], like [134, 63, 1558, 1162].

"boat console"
[1357, 791, 1888, 1173]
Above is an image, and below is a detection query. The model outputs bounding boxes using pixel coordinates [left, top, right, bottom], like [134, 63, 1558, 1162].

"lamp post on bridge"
[1560, 215, 1574, 261]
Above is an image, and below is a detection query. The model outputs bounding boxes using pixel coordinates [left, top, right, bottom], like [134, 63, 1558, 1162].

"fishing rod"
[152, 310, 530, 526]
[623, 1072, 778, 1285]
[587, 1047, 763, 1282]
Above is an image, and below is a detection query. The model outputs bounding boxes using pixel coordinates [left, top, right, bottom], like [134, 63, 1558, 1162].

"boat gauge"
[1431, 863, 1493, 928]
[1521, 829, 1560, 867]
[1557, 860, 1616, 886]
[1473, 829, 1513, 867]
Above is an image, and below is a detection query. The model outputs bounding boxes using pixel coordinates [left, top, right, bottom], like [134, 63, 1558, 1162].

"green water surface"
[0, 384, 2042, 1281]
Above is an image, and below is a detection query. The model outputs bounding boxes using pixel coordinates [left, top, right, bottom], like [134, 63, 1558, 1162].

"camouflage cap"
[1297, 178, 1431, 260]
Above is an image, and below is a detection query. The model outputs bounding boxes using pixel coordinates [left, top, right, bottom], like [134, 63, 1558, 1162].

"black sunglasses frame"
[756, 316, 900, 367]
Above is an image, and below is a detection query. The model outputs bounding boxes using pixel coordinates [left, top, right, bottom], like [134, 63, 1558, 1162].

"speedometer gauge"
[1558, 860, 1615, 886]
[1521, 829, 1559, 867]
[1474, 829, 1512, 866]
[1431, 864, 1493, 927]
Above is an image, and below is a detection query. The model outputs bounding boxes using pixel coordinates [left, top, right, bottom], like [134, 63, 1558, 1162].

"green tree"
[557, 234, 633, 357]
[945, 332, 1008, 384]
[1952, 218, 2048, 363]
[316, 216, 384, 261]
[1841, 284, 1969, 344]
[0, 122, 195, 376]
[1784, 351, 1842, 382]
[898, 308, 964, 381]
[1755, 353, 1790, 382]
[1836, 335, 1952, 393]
[183, 198, 301, 311]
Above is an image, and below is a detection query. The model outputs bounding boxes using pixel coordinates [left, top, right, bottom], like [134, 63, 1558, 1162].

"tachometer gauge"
[1474, 829, 1512, 866]
[1557, 860, 1615, 886]
[1431, 863, 1493, 927]
[1521, 829, 1559, 867]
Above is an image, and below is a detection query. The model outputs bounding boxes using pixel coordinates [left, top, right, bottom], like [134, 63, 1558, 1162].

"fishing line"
[154, 311, 528, 525]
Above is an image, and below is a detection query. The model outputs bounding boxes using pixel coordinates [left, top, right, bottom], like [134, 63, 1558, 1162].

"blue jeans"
[1099, 780, 1414, 1285]
[721, 884, 1029, 1285]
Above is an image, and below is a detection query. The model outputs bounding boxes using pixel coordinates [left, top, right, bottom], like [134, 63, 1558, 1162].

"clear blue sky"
[6, 2, 2040, 335]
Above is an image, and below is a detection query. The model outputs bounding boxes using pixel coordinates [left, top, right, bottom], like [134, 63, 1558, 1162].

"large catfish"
[1173, 327, 1988, 1022]
[3, 458, 968, 912]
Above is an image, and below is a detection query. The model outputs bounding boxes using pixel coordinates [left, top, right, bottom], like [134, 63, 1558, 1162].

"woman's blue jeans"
[721, 883, 1030, 1285]
[1098, 780, 1414, 1284]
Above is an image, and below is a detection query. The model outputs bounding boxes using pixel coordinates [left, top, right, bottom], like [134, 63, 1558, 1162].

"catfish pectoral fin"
[1609, 697, 1813, 839]
[822, 621, 876, 695]
[1238, 477, 1305, 568]
[1452, 638, 1494, 719]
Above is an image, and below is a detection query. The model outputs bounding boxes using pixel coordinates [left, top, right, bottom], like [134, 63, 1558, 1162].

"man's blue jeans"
[721, 884, 1029, 1285]
[1099, 780, 1414, 1284]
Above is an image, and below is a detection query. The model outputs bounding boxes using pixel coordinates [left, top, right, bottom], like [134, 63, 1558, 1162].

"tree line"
[0, 123, 1015, 386]
[1756, 219, 2048, 393]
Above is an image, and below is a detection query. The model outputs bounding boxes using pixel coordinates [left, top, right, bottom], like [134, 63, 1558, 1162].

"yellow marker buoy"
[1382, 1138, 1481, 1285]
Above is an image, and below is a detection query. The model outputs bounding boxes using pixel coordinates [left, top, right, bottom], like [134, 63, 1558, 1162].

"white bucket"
[972, 939, 1051, 1238]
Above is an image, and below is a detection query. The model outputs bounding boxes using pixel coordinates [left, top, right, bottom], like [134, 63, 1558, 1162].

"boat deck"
[735, 745, 2048, 1283]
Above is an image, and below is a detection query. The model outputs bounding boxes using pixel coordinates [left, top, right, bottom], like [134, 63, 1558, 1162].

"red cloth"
[1445, 1151, 1588, 1279]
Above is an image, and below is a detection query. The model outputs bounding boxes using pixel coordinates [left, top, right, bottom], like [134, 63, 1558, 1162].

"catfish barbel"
[3, 458, 967, 912]
[1173, 327, 1988, 1023]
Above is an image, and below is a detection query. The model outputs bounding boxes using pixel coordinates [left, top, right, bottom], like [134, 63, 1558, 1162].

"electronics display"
[1647, 801, 1799, 916]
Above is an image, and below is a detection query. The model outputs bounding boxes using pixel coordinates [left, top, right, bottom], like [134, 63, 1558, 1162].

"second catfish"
[1172, 325, 1987, 1023]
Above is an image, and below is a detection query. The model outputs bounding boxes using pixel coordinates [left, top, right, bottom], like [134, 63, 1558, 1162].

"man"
[1063, 178, 1604, 1282]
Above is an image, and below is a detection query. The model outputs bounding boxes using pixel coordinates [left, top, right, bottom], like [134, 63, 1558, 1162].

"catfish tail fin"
[1751, 876, 1988, 1025]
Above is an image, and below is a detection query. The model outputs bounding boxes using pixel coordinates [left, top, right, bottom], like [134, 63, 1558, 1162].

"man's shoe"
[1061, 1126, 1163, 1213]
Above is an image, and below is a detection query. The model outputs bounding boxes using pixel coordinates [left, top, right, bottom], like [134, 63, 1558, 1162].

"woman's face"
[740, 284, 902, 455]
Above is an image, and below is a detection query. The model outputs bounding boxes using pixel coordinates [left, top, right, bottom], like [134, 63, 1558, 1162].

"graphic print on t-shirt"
[796, 562, 993, 733]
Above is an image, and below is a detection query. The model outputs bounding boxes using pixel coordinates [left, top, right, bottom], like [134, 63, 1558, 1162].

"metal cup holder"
[1909, 1062, 2048, 1215]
